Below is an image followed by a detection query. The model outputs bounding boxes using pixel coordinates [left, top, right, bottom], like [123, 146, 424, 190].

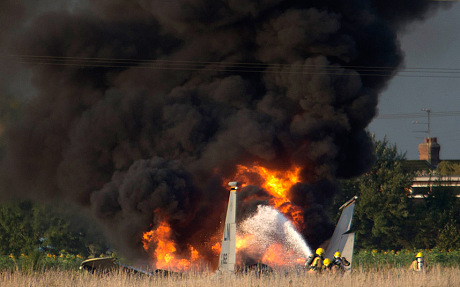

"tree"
[413, 186, 460, 249]
[436, 221, 460, 250]
[0, 200, 108, 256]
[436, 161, 460, 176]
[0, 201, 36, 256]
[338, 137, 415, 250]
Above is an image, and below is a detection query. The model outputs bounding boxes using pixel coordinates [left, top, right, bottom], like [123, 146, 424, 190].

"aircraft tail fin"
[218, 182, 238, 272]
[325, 196, 357, 271]
[340, 232, 355, 270]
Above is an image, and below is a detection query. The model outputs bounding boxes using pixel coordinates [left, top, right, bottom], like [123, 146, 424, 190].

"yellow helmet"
[416, 252, 423, 258]
[316, 248, 325, 256]
[334, 251, 341, 258]
[324, 258, 331, 266]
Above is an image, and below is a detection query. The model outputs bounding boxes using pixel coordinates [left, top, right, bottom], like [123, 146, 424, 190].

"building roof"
[402, 160, 434, 173]
[402, 159, 460, 175]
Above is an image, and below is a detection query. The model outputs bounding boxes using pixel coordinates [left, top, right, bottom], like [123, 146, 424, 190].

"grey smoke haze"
[0, 0, 448, 265]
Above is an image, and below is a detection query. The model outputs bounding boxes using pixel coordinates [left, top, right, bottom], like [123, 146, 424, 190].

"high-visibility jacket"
[311, 256, 324, 271]
[410, 257, 424, 272]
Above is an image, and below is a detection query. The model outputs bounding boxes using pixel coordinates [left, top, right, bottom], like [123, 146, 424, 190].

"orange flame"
[234, 233, 306, 267]
[142, 219, 202, 271]
[233, 164, 305, 229]
[261, 243, 305, 266]
[141, 163, 307, 271]
[211, 242, 221, 255]
[261, 243, 284, 265]
[236, 234, 255, 249]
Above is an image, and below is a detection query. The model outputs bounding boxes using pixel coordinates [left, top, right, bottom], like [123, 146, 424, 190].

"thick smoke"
[0, 0, 448, 265]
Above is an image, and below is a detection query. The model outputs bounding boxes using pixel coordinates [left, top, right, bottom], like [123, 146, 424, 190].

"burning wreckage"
[81, 181, 357, 275]
[0, 0, 445, 280]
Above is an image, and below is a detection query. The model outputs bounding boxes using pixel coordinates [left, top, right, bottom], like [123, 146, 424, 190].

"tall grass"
[354, 249, 460, 268]
[0, 266, 458, 287]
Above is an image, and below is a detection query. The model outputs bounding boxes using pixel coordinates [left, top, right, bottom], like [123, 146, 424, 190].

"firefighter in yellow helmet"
[331, 251, 350, 273]
[323, 258, 332, 272]
[409, 252, 424, 272]
[305, 248, 325, 272]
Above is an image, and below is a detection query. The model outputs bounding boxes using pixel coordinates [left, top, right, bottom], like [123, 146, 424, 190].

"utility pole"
[421, 108, 431, 138]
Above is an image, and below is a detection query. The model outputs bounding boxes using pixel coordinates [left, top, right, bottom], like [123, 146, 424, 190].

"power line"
[3, 54, 460, 78]
[376, 111, 460, 119]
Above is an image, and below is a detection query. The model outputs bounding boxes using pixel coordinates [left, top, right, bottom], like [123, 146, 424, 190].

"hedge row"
[0, 252, 87, 271]
[353, 249, 460, 268]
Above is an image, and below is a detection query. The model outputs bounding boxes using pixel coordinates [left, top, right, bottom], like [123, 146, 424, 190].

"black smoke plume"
[0, 0, 448, 265]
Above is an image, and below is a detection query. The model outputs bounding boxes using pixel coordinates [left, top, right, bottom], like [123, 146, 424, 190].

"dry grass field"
[0, 266, 459, 287]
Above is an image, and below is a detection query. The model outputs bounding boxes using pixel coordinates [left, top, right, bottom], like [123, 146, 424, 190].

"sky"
[368, 2, 460, 160]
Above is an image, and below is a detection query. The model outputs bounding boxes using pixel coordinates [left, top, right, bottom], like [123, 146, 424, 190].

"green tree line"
[0, 200, 108, 258]
[334, 136, 460, 251]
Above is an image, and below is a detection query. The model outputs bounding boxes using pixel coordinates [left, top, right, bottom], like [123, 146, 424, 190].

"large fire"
[232, 164, 304, 229]
[142, 164, 306, 271]
[142, 219, 203, 271]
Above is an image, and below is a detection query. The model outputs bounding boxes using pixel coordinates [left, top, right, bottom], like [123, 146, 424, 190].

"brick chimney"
[418, 137, 440, 166]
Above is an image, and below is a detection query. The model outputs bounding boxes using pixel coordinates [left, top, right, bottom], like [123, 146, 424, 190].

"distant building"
[410, 176, 460, 199]
[418, 137, 441, 167]
[404, 137, 460, 199]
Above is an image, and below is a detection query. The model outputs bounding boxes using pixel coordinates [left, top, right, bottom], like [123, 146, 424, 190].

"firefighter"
[409, 252, 424, 272]
[305, 248, 325, 269]
[305, 248, 325, 272]
[323, 258, 332, 272]
[331, 251, 350, 273]
[310, 254, 325, 273]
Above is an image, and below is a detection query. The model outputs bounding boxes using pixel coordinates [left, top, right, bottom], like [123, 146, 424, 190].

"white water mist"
[238, 205, 312, 264]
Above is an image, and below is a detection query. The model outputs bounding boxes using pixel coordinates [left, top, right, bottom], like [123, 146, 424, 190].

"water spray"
[238, 205, 312, 265]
